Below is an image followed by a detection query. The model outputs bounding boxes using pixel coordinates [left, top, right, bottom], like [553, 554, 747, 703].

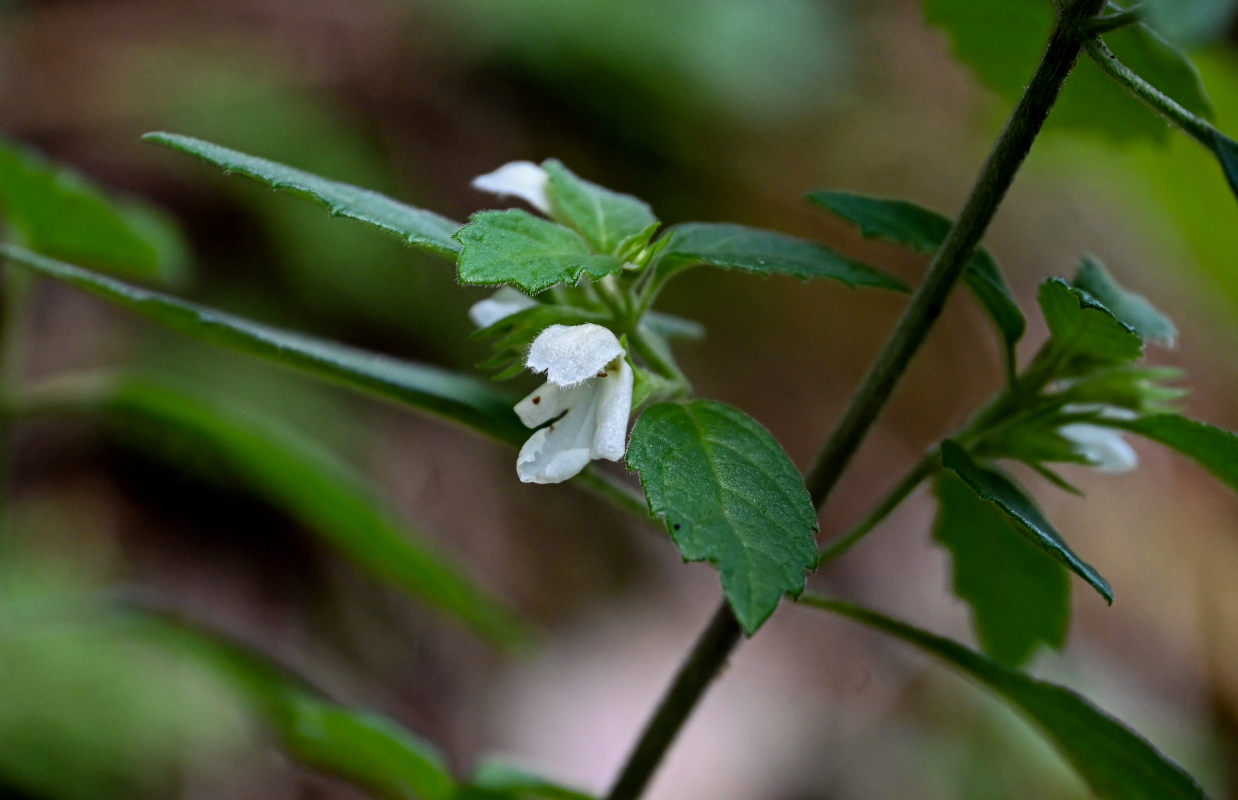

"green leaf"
[1215, 131, 1238, 202]
[657, 222, 908, 291]
[1072, 256, 1176, 346]
[800, 595, 1209, 800]
[941, 441, 1113, 604]
[85, 377, 525, 647]
[626, 400, 819, 633]
[1039, 278, 1143, 374]
[543, 160, 657, 255]
[143, 132, 461, 257]
[934, 472, 1071, 667]
[455, 210, 624, 293]
[457, 761, 596, 800]
[1120, 413, 1238, 493]
[807, 190, 1025, 362]
[0, 244, 526, 444]
[923, 0, 1212, 143]
[0, 139, 188, 285]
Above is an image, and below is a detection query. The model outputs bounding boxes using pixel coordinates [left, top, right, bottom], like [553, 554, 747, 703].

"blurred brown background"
[2, 0, 1238, 798]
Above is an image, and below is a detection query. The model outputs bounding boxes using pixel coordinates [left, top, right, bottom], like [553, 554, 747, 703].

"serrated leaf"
[543, 160, 657, 255]
[924, 0, 1212, 143]
[934, 472, 1071, 667]
[458, 761, 595, 800]
[807, 191, 1025, 363]
[0, 244, 526, 444]
[801, 596, 1209, 800]
[1073, 257, 1176, 346]
[941, 441, 1113, 604]
[455, 210, 624, 293]
[626, 400, 818, 633]
[143, 132, 461, 257]
[657, 222, 908, 291]
[1120, 413, 1238, 493]
[1039, 278, 1143, 374]
[0, 140, 188, 284]
[84, 377, 525, 647]
[1215, 131, 1238, 202]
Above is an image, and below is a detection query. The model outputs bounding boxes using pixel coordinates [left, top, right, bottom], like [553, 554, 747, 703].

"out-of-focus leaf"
[1143, 0, 1238, 45]
[923, 0, 1212, 142]
[1215, 132, 1238, 201]
[799, 596, 1209, 800]
[455, 210, 623, 293]
[656, 222, 908, 291]
[941, 442, 1112, 604]
[1039, 279, 1143, 375]
[0, 140, 188, 285]
[808, 190, 1025, 365]
[626, 400, 819, 633]
[543, 160, 657, 255]
[75, 377, 524, 647]
[1119, 413, 1238, 493]
[1072, 257, 1176, 346]
[934, 472, 1071, 667]
[143, 132, 461, 257]
[0, 244, 526, 444]
[456, 760, 596, 800]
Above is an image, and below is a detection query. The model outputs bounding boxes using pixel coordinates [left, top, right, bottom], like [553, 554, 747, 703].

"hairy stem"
[602, 4, 1108, 798]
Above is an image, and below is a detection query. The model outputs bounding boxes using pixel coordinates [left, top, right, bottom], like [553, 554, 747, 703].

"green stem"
[816, 451, 939, 568]
[804, 0, 1107, 510]
[1083, 36, 1217, 149]
[1083, 6, 1144, 34]
[603, 5, 1107, 798]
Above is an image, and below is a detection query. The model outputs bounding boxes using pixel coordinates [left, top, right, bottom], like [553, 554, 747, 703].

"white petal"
[526, 324, 624, 386]
[469, 287, 537, 328]
[1059, 423, 1139, 473]
[513, 380, 582, 428]
[590, 359, 633, 461]
[1061, 403, 1138, 422]
[472, 161, 551, 214]
[515, 390, 601, 483]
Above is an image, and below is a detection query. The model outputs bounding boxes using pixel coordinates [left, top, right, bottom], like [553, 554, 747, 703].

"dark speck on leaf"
[532, 396, 541, 404]
[673, 523, 681, 531]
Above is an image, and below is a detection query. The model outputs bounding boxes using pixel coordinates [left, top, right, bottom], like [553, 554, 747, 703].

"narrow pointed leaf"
[455, 210, 624, 293]
[1073, 257, 1176, 346]
[626, 401, 819, 634]
[808, 190, 1025, 362]
[657, 222, 907, 291]
[799, 596, 1208, 800]
[143, 132, 461, 257]
[76, 377, 524, 647]
[459, 761, 596, 800]
[1039, 279, 1143, 372]
[0, 244, 525, 444]
[1120, 413, 1238, 493]
[543, 160, 657, 255]
[941, 441, 1112, 604]
[1215, 131, 1238, 202]
[934, 472, 1071, 667]
[0, 140, 188, 284]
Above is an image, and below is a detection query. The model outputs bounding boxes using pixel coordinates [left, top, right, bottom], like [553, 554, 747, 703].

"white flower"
[469, 286, 537, 328]
[472, 161, 550, 215]
[1058, 404, 1138, 474]
[513, 323, 633, 484]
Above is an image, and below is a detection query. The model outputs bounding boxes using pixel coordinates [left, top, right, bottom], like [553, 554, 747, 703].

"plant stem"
[1083, 36, 1218, 149]
[816, 451, 939, 568]
[804, 0, 1107, 510]
[1084, 6, 1144, 35]
[602, 4, 1108, 798]
[605, 602, 743, 800]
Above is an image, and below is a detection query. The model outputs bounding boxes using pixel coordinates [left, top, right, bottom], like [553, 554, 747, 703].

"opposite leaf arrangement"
[3, 2, 1238, 799]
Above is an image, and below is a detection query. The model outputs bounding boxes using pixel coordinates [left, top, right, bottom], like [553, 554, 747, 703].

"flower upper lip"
[471, 161, 551, 215]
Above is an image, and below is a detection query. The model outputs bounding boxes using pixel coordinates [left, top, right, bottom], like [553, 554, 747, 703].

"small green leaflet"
[923, 0, 1212, 143]
[941, 441, 1113, 604]
[455, 210, 624, 293]
[86, 377, 526, 647]
[543, 159, 658, 255]
[626, 401, 819, 634]
[1073, 257, 1177, 346]
[656, 222, 908, 291]
[934, 472, 1071, 667]
[807, 190, 1025, 366]
[1215, 132, 1238, 203]
[143, 132, 462, 257]
[1039, 278, 1143, 375]
[456, 761, 596, 800]
[0, 140, 188, 285]
[800, 596, 1208, 800]
[1119, 413, 1238, 493]
[0, 244, 526, 445]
